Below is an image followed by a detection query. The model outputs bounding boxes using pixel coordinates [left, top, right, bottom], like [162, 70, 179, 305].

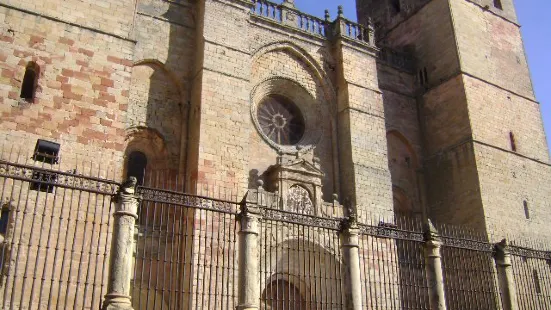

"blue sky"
[291, 0, 551, 155]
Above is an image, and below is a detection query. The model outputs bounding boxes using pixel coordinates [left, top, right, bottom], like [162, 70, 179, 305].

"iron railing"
[0, 151, 118, 310]
[0, 150, 550, 309]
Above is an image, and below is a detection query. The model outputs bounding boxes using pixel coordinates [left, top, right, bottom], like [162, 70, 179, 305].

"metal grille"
[0, 151, 118, 310]
[258, 208, 345, 309]
[510, 244, 551, 310]
[359, 215, 429, 310]
[132, 180, 240, 310]
[1, 148, 550, 309]
[439, 225, 502, 310]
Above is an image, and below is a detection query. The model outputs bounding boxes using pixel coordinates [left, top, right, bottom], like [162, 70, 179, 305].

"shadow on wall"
[127, 2, 196, 310]
[125, 0, 193, 183]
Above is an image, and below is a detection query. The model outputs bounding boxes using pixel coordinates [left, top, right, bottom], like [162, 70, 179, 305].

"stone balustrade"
[250, 0, 376, 48]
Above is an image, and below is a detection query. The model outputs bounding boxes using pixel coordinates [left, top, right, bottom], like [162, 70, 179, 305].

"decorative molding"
[440, 236, 494, 252]
[0, 160, 118, 195]
[509, 246, 551, 260]
[359, 223, 424, 242]
[138, 187, 239, 213]
[259, 207, 341, 230]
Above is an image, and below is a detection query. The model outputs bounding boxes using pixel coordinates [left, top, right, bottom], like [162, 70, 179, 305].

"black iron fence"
[132, 184, 240, 310]
[0, 152, 118, 310]
[0, 152, 550, 309]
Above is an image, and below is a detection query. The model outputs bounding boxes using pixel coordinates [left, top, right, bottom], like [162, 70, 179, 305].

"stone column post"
[237, 191, 262, 310]
[102, 177, 139, 310]
[494, 239, 519, 310]
[341, 203, 363, 310]
[424, 221, 447, 310]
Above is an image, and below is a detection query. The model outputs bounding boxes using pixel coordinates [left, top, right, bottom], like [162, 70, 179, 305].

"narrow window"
[533, 269, 542, 294]
[493, 0, 503, 10]
[30, 139, 60, 193]
[423, 67, 429, 85]
[391, 0, 401, 14]
[20, 62, 39, 100]
[509, 132, 517, 152]
[33, 139, 60, 164]
[127, 151, 147, 186]
[30, 170, 57, 193]
[523, 200, 530, 219]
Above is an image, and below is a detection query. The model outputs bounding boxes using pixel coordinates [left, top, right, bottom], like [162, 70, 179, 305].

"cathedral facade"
[0, 0, 550, 308]
[1, 0, 548, 238]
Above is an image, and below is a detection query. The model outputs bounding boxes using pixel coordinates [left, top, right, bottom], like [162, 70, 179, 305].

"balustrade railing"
[338, 18, 374, 46]
[294, 11, 327, 37]
[251, 0, 281, 22]
[251, 0, 378, 45]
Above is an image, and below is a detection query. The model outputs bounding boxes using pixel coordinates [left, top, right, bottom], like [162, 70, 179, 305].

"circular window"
[257, 94, 305, 145]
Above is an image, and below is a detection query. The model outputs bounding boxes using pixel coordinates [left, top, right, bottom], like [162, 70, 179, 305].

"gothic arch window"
[126, 151, 147, 186]
[262, 279, 307, 310]
[493, 0, 503, 10]
[257, 94, 305, 146]
[20, 62, 39, 100]
[287, 185, 314, 215]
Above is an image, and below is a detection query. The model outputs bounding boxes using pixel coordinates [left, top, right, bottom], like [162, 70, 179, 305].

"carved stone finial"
[343, 197, 358, 229]
[495, 238, 510, 253]
[423, 219, 439, 241]
[332, 193, 339, 202]
[325, 9, 330, 21]
[119, 176, 137, 195]
[338, 5, 344, 18]
[281, 0, 296, 8]
[494, 238, 511, 262]
[256, 179, 264, 190]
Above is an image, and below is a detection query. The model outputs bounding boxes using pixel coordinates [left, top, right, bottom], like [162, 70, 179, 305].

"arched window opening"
[493, 0, 503, 10]
[262, 279, 307, 310]
[127, 151, 147, 186]
[523, 200, 530, 219]
[509, 132, 517, 152]
[20, 62, 39, 100]
[391, 0, 401, 14]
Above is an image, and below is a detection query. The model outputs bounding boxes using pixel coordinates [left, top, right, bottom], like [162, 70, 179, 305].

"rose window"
[257, 95, 305, 145]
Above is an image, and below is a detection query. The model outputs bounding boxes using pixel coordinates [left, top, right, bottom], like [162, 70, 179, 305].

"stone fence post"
[424, 221, 447, 310]
[237, 190, 262, 310]
[102, 177, 139, 310]
[494, 239, 519, 310]
[340, 202, 363, 310]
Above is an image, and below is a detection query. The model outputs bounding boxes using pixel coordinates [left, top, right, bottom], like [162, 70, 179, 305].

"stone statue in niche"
[287, 185, 314, 215]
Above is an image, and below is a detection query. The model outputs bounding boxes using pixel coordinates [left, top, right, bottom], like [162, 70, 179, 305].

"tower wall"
[357, 0, 551, 237]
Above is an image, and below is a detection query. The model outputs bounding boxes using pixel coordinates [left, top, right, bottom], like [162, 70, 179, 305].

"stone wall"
[0, 4, 133, 163]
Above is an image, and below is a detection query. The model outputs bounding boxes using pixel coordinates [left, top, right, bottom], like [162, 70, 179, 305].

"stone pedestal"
[494, 239, 519, 310]
[237, 203, 261, 310]
[103, 178, 139, 310]
[424, 221, 447, 310]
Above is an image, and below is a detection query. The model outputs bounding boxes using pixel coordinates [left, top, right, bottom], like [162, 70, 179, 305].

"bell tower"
[357, 0, 551, 241]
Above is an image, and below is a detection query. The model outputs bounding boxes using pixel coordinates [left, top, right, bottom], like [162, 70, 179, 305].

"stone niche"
[264, 151, 324, 216]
